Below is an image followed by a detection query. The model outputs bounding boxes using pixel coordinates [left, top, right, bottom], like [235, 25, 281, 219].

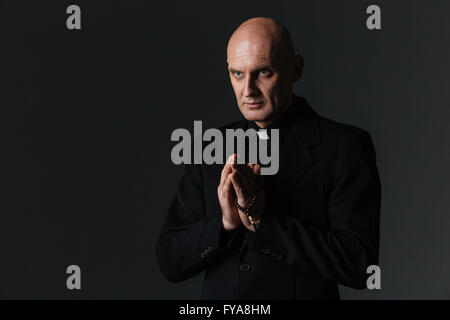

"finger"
[222, 171, 234, 199]
[220, 154, 235, 187]
[241, 162, 256, 177]
[234, 165, 254, 194]
[247, 164, 256, 186]
[231, 153, 239, 172]
[229, 153, 238, 165]
[236, 164, 258, 191]
[253, 164, 265, 184]
[238, 210, 254, 230]
[253, 164, 261, 176]
[230, 171, 247, 204]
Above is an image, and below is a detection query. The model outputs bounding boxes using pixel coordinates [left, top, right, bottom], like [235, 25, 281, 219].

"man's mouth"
[245, 102, 264, 109]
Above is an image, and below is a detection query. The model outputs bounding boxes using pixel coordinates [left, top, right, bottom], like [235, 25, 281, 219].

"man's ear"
[292, 54, 304, 82]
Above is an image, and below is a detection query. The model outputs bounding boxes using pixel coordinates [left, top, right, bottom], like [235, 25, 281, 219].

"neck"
[254, 120, 270, 129]
[254, 94, 294, 129]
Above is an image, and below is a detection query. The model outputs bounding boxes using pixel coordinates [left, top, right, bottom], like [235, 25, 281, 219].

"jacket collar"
[266, 95, 321, 194]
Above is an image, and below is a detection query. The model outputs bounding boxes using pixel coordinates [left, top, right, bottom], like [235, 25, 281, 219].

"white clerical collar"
[257, 129, 269, 140]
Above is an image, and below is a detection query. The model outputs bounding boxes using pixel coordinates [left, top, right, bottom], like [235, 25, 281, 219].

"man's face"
[227, 34, 294, 127]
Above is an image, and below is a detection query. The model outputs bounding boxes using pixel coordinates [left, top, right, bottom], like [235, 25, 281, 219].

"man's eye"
[234, 71, 243, 77]
[259, 69, 270, 76]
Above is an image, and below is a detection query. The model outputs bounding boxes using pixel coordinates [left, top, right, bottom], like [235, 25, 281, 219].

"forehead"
[227, 39, 274, 70]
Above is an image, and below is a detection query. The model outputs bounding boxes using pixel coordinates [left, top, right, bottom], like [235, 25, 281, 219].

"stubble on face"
[227, 17, 296, 128]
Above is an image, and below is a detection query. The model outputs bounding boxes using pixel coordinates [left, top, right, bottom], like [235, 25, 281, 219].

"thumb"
[253, 164, 261, 176]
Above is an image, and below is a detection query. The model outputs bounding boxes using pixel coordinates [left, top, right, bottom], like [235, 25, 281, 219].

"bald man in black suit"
[156, 17, 381, 299]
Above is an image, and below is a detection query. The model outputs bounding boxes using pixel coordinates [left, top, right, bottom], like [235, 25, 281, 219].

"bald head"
[226, 17, 303, 128]
[227, 17, 295, 64]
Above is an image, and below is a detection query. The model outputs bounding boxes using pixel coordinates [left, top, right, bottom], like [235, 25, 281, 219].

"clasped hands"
[218, 154, 266, 233]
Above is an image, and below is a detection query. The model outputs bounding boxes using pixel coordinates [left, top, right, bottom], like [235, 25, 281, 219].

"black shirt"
[244, 95, 296, 165]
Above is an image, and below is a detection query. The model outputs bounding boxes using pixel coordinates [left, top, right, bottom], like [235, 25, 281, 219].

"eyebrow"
[228, 65, 272, 73]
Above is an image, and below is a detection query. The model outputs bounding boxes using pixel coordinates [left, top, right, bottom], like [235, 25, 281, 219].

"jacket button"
[239, 263, 251, 272]
[262, 248, 270, 254]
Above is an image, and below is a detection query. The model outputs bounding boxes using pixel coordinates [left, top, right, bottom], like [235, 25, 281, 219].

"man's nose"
[244, 76, 259, 97]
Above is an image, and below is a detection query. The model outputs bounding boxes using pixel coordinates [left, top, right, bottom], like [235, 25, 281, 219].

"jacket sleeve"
[156, 164, 241, 282]
[249, 129, 382, 289]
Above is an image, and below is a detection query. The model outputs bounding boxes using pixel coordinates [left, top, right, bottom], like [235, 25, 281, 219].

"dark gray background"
[1, 0, 449, 299]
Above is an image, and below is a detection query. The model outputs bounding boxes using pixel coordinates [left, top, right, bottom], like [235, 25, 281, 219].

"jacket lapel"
[265, 97, 321, 199]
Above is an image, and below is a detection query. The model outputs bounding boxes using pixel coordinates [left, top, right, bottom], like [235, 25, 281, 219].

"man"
[156, 17, 381, 299]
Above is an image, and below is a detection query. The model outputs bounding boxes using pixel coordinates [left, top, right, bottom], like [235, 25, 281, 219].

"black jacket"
[156, 96, 381, 299]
